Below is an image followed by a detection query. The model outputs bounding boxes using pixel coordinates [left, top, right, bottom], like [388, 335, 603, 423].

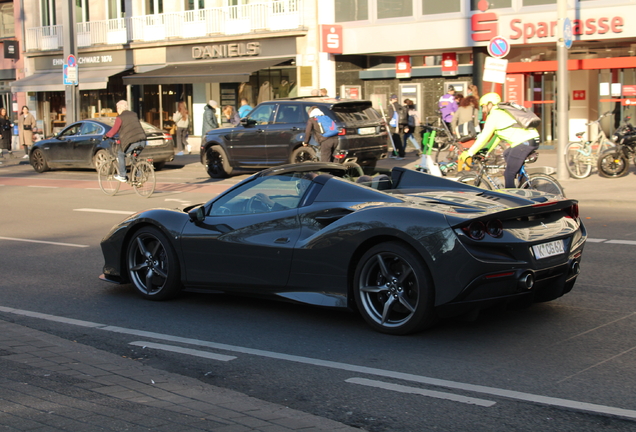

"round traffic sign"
[487, 36, 511, 59]
[67, 54, 76, 67]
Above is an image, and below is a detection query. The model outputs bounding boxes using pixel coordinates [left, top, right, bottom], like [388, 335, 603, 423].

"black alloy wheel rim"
[32, 150, 45, 170]
[128, 233, 169, 295]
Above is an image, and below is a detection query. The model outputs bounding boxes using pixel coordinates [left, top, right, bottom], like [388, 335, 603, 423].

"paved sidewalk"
[0, 319, 361, 432]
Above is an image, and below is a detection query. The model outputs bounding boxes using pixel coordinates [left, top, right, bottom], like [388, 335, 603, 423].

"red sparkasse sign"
[441, 52, 457, 76]
[321, 25, 343, 54]
[396, 55, 411, 78]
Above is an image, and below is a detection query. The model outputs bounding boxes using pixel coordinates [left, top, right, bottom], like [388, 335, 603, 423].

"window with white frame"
[335, 0, 368, 22]
[0, 2, 14, 37]
[145, 0, 164, 14]
[41, 0, 57, 26]
[75, 0, 90, 22]
[422, 0, 460, 14]
[186, 0, 205, 10]
[377, 0, 412, 19]
[107, 0, 125, 19]
[470, 0, 511, 10]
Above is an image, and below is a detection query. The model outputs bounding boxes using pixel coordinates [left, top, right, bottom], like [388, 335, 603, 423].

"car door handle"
[290, 127, 301, 131]
[315, 208, 354, 224]
[274, 237, 290, 244]
[257, 128, 266, 133]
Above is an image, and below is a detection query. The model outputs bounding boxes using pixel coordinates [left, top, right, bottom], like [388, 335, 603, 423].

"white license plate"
[358, 127, 376, 135]
[532, 240, 565, 259]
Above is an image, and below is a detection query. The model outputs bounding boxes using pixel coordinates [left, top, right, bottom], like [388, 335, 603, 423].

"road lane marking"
[129, 341, 236, 362]
[0, 237, 89, 248]
[585, 238, 607, 243]
[346, 378, 496, 407]
[606, 240, 636, 245]
[74, 208, 136, 215]
[1, 306, 636, 420]
[28, 185, 58, 188]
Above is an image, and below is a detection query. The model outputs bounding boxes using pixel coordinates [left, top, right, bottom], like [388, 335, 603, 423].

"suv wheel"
[206, 145, 233, 178]
[290, 146, 317, 164]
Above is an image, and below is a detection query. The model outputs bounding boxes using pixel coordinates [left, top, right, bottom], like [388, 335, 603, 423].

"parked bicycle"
[97, 146, 156, 198]
[564, 111, 615, 179]
[457, 149, 564, 196]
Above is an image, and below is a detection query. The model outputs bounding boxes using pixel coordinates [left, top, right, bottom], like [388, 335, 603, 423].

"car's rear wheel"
[353, 242, 435, 335]
[290, 146, 316, 163]
[153, 161, 166, 171]
[93, 149, 110, 170]
[30, 149, 49, 173]
[206, 145, 233, 178]
[126, 226, 181, 300]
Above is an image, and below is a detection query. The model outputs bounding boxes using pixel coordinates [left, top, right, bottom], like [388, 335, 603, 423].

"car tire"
[30, 149, 49, 173]
[126, 226, 181, 300]
[93, 149, 110, 170]
[353, 242, 436, 335]
[206, 145, 233, 178]
[153, 161, 166, 171]
[290, 146, 316, 164]
[359, 159, 377, 169]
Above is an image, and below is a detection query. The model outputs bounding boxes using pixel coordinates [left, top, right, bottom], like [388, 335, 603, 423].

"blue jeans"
[117, 141, 147, 177]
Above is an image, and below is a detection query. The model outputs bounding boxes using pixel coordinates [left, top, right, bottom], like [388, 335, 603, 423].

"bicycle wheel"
[520, 174, 565, 197]
[565, 142, 592, 179]
[456, 171, 495, 190]
[97, 160, 121, 196]
[132, 160, 156, 198]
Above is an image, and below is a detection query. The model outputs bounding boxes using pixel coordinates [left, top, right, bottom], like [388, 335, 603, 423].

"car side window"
[247, 104, 275, 125]
[59, 125, 81, 137]
[274, 104, 305, 124]
[80, 123, 103, 136]
[209, 174, 305, 216]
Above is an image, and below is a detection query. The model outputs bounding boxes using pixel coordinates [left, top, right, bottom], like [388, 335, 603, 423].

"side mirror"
[188, 206, 205, 224]
[240, 118, 256, 127]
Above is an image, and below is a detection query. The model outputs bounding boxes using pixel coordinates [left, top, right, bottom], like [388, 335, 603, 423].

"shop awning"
[359, 64, 474, 79]
[10, 66, 131, 93]
[122, 58, 292, 85]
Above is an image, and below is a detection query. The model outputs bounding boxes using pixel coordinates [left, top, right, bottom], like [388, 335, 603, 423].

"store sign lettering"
[192, 42, 260, 59]
[52, 55, 114, 66]
[471, 1, 624, 45]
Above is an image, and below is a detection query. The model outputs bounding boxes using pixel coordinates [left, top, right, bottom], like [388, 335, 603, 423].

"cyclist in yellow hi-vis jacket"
[460, 93, 540, 188]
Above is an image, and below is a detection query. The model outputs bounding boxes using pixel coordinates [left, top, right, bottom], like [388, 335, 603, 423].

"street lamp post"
[61, 0, 78, 123]
[556, 0, 570, 181]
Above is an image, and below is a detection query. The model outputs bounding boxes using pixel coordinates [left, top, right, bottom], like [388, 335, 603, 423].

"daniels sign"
[192, 42, 260, 59]
[471, 0, 624, 44]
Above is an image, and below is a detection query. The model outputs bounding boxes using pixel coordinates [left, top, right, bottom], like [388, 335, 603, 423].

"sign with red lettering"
[573, 90, 586, 100]
[505, 74, 524, 105]
[396, 55, 411, 79]
[321, 25, 343, 54]
[441, 53, 457, 76]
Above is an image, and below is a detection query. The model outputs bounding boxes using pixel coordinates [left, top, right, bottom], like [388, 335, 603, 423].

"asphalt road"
[1, 156, 636, 431]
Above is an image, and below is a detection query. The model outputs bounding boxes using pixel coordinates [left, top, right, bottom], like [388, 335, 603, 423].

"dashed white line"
[346, 378, 496, 407]
[74, 208, 135, 215]
[129, 341, 236, 362]
[0, 237, 89, 248]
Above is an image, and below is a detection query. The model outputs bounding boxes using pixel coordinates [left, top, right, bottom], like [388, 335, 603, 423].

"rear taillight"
[338, 128, 346, 136]
[333, 153, 346, 160]
[462, 219, 503, 240]
[566, 203, 579, 219]
[163, 133, 173, 140]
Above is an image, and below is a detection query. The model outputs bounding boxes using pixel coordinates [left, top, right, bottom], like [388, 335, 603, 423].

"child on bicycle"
[103, 100, 147, 182]
[459, 93, 540, 188]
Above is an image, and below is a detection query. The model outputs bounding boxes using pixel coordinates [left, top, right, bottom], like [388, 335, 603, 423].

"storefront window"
[470, 0, 511, 10]
[422, 0, 460, 14]
[0, 3, 14, 37]
[377, 0, 412, 19]
[335, 0, 368, 22]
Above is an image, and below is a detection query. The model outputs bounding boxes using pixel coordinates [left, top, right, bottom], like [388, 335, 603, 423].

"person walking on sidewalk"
[202, 100, 219, 136]
[438, 86, 458, 130]
[103, 100, 147, 182]
[302, 106, 338, 162]
[388, 94, 407, 159]
[172, 101, 189, 156]
[17, 106, 35, 159]
[460, 93, 540, 188]
[0, 107, 13, 158]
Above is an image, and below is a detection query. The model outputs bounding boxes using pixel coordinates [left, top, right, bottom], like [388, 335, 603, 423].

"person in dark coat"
[387, 94, 406, 159]
[302, 106, 338, 162]
[202, 100, 219, 136]
[0, 107, 13, 158]
[104, 100, 147, 182]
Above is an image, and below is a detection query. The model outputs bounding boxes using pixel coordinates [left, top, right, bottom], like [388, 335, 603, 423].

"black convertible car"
[29, 118, 175, 173]
[100, 163, 586, 334]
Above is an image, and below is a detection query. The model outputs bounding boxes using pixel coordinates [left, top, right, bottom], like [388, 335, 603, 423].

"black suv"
[200, 98, 389, 178]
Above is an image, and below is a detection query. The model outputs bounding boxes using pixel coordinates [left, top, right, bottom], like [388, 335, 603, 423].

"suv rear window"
[330, 103, 381, 123]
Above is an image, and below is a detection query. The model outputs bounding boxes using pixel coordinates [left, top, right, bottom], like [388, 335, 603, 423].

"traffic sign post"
[487, 36, 511, 59]
[563, 17, 573, 49]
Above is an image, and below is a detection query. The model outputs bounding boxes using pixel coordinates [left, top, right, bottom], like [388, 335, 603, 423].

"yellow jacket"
[466, 108, 540, 156]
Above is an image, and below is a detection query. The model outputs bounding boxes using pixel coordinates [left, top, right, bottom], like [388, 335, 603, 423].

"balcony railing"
[25, 0, 303, 51]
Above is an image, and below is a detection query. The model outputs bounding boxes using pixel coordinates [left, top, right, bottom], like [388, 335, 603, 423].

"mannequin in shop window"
[258, 81, 273, 104]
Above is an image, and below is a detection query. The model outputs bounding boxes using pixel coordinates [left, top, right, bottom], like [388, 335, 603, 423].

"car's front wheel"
[206, 145, 233, 178]
[30, 149, 49, 173]
[126, 226, 181, 300]
[353, 242, 435, 335]
[93, 149, 110, 169]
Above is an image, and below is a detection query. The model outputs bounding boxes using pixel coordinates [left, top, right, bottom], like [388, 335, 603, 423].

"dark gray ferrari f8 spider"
[100, 162, 586, 335]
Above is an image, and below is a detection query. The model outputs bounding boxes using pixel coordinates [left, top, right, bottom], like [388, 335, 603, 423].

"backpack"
[397, 104, 408, 125]
[497, 102, 541, 129]
[315, 115, 338, 137]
